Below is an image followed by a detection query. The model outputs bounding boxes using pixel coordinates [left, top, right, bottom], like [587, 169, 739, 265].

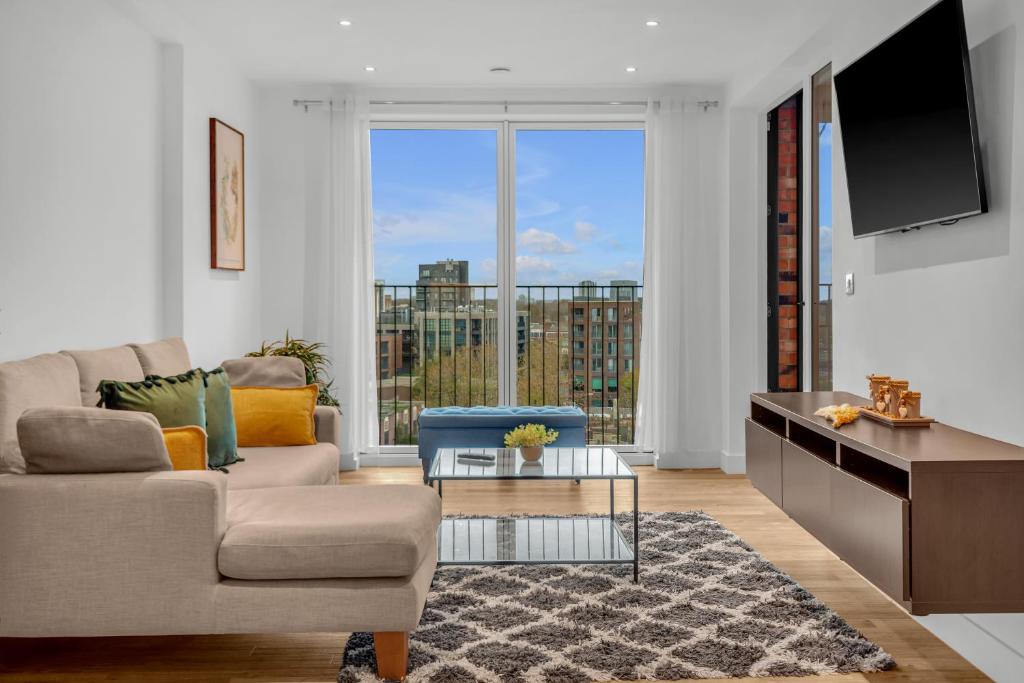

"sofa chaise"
[0, 337, 439, 680]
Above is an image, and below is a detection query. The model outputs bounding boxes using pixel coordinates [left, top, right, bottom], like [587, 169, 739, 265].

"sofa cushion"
[60, 346, 145, 407]
[221, 356, 305, 388]
[225, 443, 339, 490]
[17, 407, 171, 474]
[201, 368, 239, 468]
[162, 426, 208, 471]
[231, 385, 317, 447]
[220, 484, 441, 580]
[98, 369, 206, 430]
[129, 337, 191, 377]
[0, 353, 81, 474]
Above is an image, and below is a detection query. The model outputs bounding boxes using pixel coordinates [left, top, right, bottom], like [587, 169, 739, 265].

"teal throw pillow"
[201, 367, 239, 468]
[98, 369, 206, 431]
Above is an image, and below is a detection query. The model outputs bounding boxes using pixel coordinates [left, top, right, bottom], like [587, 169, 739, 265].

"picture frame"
[209, 117, 245, 270]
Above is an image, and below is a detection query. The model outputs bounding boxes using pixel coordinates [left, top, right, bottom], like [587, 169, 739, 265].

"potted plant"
[504, 423, 559, 462]
[246, 332, 340, 407]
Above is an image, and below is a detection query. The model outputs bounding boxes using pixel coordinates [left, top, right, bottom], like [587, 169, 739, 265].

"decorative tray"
[859, 406, 934, 428]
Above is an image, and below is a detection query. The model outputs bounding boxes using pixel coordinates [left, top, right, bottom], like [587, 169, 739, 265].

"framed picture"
[209, 118, 245, 270]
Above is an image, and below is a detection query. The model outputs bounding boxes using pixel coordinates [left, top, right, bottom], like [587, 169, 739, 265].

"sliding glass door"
[371, 122, 645, 447]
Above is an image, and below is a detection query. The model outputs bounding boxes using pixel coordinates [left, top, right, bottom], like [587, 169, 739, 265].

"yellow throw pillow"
[231, 384, 318, 447]
[162, 426, 208, 470]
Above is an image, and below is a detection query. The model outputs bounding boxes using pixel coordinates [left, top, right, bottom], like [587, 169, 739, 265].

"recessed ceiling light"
[625, 66, 637, 73]
[489, 66, 512, 73]
[338, 19, 352, 26]
[645, 20, 660, 27]
[364, 65, 376, 72]
[609, 101, 622, 105]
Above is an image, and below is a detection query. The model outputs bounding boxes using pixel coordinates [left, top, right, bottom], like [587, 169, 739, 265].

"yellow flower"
[504, 423, 559, 448]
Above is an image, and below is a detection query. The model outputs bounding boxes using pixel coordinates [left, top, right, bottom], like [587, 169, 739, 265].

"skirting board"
[720, 451, 747, 474]
[654, 449, 722, 469]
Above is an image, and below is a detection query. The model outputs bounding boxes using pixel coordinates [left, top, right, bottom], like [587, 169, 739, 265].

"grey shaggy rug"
[339, 511, 895, 681]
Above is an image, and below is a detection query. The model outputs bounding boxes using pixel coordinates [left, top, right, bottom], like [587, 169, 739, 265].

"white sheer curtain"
[302, 93, 378, 469]
[636, 95, 724, 467]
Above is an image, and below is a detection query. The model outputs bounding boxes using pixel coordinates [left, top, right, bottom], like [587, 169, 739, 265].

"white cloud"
[372, 189, 496, 246]
[515, 255, 556, 273]
[518, 228, 576, 254]
[516, 196, 561, 220]
[575, 221, 598, 242]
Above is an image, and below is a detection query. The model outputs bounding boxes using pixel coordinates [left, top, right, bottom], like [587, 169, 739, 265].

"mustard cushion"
[162, 426, 208, 471]
[231, 385, 318, 447]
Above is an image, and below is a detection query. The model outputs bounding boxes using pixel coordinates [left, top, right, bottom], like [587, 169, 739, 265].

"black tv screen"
[834, 0, 987, 238]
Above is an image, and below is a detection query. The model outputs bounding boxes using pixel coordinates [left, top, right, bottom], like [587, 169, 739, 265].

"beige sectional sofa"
[0, 337, 439, 681]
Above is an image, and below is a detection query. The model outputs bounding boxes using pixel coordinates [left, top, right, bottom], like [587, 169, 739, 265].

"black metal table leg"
[633, 476, 639, 582]
[609, 479, 615, 522]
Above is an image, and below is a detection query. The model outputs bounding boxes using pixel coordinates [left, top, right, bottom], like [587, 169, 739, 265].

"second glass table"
[428, 447, 639, 581]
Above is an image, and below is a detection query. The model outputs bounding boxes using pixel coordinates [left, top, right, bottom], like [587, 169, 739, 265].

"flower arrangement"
[504, 423, 559, 462]
[504, 423, 559, 448]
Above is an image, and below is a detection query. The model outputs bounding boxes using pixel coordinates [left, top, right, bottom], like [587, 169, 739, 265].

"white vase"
[519, 446, 543, 462]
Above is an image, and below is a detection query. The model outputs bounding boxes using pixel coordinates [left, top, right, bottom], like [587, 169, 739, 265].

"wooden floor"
[0, 467, 989, 682]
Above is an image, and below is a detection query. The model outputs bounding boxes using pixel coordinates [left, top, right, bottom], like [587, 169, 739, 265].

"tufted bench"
[417, 406, 587, 482]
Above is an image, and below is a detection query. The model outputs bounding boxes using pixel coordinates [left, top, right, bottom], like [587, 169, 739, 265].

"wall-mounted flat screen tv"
[834, 0, 987, 238]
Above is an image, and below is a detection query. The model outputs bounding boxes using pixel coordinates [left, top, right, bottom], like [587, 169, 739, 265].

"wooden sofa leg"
[374, 631, 409, 681]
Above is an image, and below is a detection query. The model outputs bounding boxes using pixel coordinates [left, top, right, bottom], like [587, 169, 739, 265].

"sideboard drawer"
[830, 467, 909, 603]
[745, 418, 783, 507]
[782, 440, 834, 545]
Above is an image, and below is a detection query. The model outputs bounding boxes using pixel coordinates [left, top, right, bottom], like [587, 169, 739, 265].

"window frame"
[370, 119, 646, 456]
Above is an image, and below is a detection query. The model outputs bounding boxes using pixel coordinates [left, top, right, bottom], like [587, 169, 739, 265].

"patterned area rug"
[339, 511, 895, 681]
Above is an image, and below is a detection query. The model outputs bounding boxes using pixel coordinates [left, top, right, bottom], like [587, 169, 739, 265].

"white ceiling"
[147, 0, 840, 88]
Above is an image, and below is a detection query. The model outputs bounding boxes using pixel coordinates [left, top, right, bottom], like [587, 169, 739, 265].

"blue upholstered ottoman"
[417, 406, 587, 481]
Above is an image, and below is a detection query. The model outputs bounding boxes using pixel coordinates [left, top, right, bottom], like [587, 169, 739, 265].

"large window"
[372, 123, 645, 447]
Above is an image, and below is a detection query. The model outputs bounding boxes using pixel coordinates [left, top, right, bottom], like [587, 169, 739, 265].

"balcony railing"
[375, 283, 642, 448]
[815, 283, 832, 390]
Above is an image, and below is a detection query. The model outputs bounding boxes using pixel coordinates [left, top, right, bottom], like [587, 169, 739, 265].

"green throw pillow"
[200, 367, 239, 469]
[98, 370, 206, 432]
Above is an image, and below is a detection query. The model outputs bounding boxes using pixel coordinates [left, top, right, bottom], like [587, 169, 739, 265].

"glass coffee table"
[428, 447, 639, 581]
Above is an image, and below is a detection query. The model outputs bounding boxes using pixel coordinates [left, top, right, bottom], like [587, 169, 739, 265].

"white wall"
[0, 0, 163, 360]
[727, 0, 1024, 678]
[830, 3, 1024, 678]
[178, 42, 261, 369]
[0, 0, 261, 369]
[832, 0, 1024, 448]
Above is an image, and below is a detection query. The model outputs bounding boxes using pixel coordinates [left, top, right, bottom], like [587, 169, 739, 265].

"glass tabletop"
[429, 447, 635, 480]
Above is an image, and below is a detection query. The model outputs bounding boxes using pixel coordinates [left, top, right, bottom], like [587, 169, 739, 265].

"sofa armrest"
[0, 470, 227, 636]
[314, 405, 342, 448]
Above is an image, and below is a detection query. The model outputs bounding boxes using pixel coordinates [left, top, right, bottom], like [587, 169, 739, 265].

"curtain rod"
[292, 98, 720, 111]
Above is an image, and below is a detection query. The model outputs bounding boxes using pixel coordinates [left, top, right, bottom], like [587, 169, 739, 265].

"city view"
[371, 128, 645, 446]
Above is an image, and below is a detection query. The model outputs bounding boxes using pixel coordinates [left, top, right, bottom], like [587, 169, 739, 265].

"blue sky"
[819, 122, 833, 289]
[370, 128, 645, 286]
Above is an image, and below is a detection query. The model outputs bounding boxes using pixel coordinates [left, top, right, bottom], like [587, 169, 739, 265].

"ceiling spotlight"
[625, 66, 637, 73]
[364, 65, 376, 72]
[645, 20, 659, 27]
[338, 19, 352, 26]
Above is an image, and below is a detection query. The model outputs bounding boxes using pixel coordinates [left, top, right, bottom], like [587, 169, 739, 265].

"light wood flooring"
[0, 467, 989, 682]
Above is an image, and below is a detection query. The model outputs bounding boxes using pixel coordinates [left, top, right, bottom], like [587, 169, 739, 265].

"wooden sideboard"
[746, 391, 1024, 615]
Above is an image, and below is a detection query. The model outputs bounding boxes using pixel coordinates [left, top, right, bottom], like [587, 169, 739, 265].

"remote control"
[456, 452, 496, 461]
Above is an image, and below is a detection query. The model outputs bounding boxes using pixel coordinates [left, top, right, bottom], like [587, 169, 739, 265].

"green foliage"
[247, 331, 340, 407]
[504, 423, 559, 448]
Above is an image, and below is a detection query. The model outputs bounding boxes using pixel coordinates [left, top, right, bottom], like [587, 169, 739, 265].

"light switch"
[845, 272, 855, 295]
